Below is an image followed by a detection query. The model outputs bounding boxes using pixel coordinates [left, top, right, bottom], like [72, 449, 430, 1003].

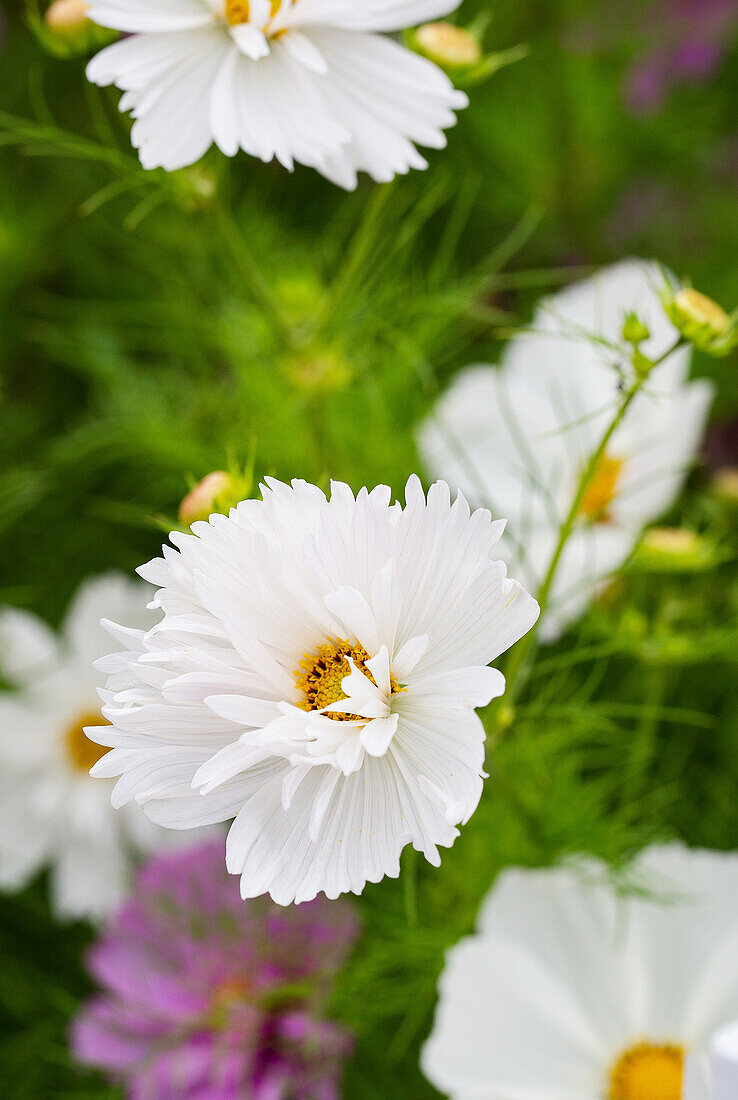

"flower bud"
[178, 470, 249, 526]
[29, 0, 115, 57]
[285, 345, 353, 394]
[413, 22, 482, 69]
[663, 283, 738, 356]
[407, 20, 527, 87]
[712, 467, 738, 504]
[633, 527, 724, 572]
[622, 311, 650, 346]
[45, 0, 89, 31]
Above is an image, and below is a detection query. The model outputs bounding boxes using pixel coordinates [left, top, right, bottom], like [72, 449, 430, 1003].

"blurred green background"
[1, 0, 737, 1094]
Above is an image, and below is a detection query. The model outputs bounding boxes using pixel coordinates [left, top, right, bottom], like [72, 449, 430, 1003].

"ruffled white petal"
[97, 478, 536, 903]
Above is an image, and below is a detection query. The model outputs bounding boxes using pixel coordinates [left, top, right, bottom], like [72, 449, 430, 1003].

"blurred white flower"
[418, 260, 714, 641]
[89, 476, 538, 905]
[85, 0, 468, 186]
[0, 574, 172, 920]
[683, 1018, 738, 1100]
[421, 845, 738, 1100]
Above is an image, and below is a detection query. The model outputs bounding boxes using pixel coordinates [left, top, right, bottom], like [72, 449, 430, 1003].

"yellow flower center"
[609, 1042, 684, 1100]
[578, 453, 624, 522]
[295, 639, 400, 721]
[64, 711, 109, 772]
[224, 0, 286, 26]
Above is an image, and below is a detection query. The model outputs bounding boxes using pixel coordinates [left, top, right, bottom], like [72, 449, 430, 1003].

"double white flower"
[419, 261, 714, 641]
[85, 0, 468, 186]
[89, 477, 538, 905]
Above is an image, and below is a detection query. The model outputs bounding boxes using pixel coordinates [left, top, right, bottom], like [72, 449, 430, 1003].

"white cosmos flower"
[421, 844, 738, 1100]
[88, 476, 539, 905]
[418, 260, 715, 642]
[0, 574, 175, 920]
[84, 0, 468, 186]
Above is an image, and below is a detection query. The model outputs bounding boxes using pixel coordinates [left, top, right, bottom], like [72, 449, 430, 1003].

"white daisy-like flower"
[0, 574, 174, 920]
[421, 844, 738, 1100]
[88, 476, 539, 905]
[84, 0, 469, 187]
[694, 1019, 738, 1099]
[418, 260, 715, 641]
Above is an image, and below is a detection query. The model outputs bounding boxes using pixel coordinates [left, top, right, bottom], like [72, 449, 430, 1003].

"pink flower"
[71, 842, 357, 1099]
[625, 0, 737, 113]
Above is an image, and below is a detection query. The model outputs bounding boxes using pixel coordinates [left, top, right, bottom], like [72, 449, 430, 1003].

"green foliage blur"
[0, 0, 737, 1095]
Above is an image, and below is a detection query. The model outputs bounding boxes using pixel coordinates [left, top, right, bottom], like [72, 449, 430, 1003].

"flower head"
[84, 0, 469, 186]
[0, 574, 172, 919]
[418, 260, 714, 641]
[89, 476, 538, 904]
[421, 844, 738, 1100]
[72, 840, 357, 1099]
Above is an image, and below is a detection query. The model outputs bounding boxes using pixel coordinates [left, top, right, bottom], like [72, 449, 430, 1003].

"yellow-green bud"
[663, 283, 738, 355]
[633, 526, 724, 572]
[674, 288, 730, 336]
[179, 471, 243, 526]
[622, 311, 650, 346]
[31, 0, 115, 57]
[712, 467, 738, 504]
[45, 0, 90, 30]
[413, 22, 482, 68]
[285, 345, 353, 394]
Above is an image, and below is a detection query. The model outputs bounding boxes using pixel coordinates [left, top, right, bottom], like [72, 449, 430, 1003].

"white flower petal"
[418, 260, 713, 640]
[85, 1, 465, 184]
[360, 714, 399, 757]
[95, 479, 535, 903]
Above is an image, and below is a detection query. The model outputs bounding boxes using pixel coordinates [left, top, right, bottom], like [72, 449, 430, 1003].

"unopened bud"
[413, 22, 482, 68]
[286, 345, 352, 394]
[713, 467, 738, 504]
[45, 0, 90, 31]
[634, 526, 723, 572]
[622, 311, 650, 346]
[31, 0, 114, 56]
[179, 471, 237, 526]
[675, 289, 730, 336]
[663, 283, 738, 356]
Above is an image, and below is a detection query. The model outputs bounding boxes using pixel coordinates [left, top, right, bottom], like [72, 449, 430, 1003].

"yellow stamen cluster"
[578, 454, 624, 522]
[295, 639, 400, 722]
[224, 0, 285, 26]
[65, 711, 109, 772]
[609, 1041, 684, 1100]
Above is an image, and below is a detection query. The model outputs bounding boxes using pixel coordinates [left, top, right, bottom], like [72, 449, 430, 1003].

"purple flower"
[625, 0, 738, 113]
[71, 842, 358, 1099]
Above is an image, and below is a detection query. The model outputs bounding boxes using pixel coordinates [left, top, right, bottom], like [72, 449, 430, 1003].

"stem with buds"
[498, 338, 686, 713]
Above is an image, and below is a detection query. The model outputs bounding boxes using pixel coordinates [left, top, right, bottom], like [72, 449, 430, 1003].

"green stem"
[402, 846, 419, 929]
[213, 204, 292, 345]
[321, 181, 395, 328]
[624, 662, 668, 802]
[499, 339, 685, 712]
